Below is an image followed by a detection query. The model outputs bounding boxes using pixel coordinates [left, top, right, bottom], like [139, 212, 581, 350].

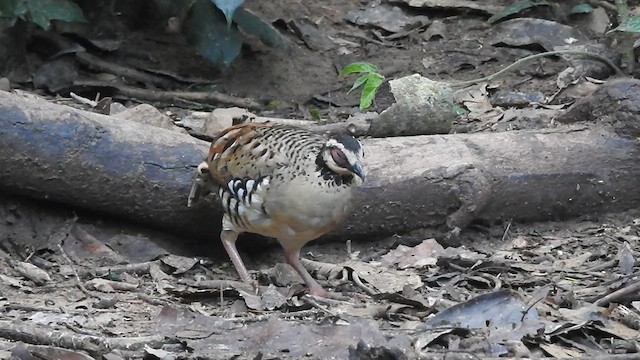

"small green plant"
[339, 62, 385, 110]
[308, 108, 321, 120]
[265, 100, 279, 110]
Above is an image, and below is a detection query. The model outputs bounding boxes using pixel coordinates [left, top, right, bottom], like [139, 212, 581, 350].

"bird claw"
[250, 279, 260, 295]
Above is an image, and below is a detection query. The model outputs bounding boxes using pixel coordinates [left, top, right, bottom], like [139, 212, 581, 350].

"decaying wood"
[1, 90, 640, 245]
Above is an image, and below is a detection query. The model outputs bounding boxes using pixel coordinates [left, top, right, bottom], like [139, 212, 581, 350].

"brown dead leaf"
[160, 254, 199, 275]
[381, 239, 444, 269]
[11, 261, 51, 285]
[454, 84, 504, 123]
[344, 260, 423, 293]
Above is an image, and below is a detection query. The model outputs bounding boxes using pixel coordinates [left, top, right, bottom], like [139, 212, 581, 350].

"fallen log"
[0, 89, 639, 245]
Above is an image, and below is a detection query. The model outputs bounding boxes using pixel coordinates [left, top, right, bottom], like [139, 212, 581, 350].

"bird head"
[322, 133, 365, 181]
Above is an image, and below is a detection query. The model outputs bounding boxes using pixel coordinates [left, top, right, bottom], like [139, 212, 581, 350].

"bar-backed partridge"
[188, 122, 365, 297]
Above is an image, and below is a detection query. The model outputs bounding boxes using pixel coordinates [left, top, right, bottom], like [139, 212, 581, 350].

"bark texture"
[1, 90, 639, 245]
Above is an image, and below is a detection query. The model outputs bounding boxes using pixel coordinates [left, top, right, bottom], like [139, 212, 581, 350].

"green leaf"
[608, 15, 640, 33]
[233, 7, 287, 49]
[183, 0, 242, 69]
[25, 0, 85, 30]
[0, 1, 17, 28]
[0, 0, 26, 29]
[211, 0, 244, 28]
[359, 73, 384, 110]
[338, 62, 384, 110]
[488, 1, 550, 24]
[347, 75, 368, 94]
[0, 0, 19, 17]
[571, 3, 593, 14]
[15, 0, 28, 14]
[106, 272, 122, 282]
[308, 108, 320, 120]
[453, 105, 467, 115]
[265, 100, 279, 110]
[339, 62, 379, 77]
[0, 0, 27, 17]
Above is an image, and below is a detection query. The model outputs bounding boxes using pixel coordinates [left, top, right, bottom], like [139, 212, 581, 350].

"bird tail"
[187, 162, 214, 207]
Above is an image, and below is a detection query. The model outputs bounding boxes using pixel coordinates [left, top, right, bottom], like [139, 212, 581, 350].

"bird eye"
[330, 148, 349, 168]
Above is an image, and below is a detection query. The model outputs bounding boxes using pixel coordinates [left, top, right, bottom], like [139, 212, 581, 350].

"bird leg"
[220, 230, 259, 293]
[284, 249, 330, 297]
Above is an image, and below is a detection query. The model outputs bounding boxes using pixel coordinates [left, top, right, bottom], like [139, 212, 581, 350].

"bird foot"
[250, 279, 260, 295]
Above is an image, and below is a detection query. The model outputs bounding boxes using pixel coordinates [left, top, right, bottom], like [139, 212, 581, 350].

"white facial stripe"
[326, 139, 341, 148]
[343, 148, 359, 167]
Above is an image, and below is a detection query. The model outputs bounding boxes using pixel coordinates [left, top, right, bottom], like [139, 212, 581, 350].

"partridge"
[188, 122, 365, 297]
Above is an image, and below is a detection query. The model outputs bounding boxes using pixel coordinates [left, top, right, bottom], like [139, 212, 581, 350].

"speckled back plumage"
[189, 122, 360, 252]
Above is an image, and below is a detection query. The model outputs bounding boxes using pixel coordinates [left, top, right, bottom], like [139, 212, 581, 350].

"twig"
[500, 219, 512, 242]
[176, 278, 254, 292]
[521, 296, 545, 322]
[56, 244, 97, 298]
[595, 280, 640, 306]
[69, 92, 98, 107]
[23, 250, 34, 262]
[79, 261, 156, 279]
[76, 52, 176, 89]
[74, 80, 262, 109]
[0, 320, 166, 356]
[220, 281, 224, 307]
[450, 50, 624, 88]
[338, 32, 395, 47]
[346, 239, 352, 257]
[351, 271, 378, 296]
[280, 309, 324, 319]
[301, 295, 337, 316]
[1, 303, 63, 313]
[136, 293, 171, 306]
[586, 259, 618, 272]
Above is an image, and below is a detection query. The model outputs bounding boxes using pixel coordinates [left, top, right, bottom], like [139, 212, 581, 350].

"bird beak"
[352, 162, 366, 181]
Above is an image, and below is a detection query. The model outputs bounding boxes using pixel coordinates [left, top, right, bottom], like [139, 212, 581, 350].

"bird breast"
[264, 173, 356, 238]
